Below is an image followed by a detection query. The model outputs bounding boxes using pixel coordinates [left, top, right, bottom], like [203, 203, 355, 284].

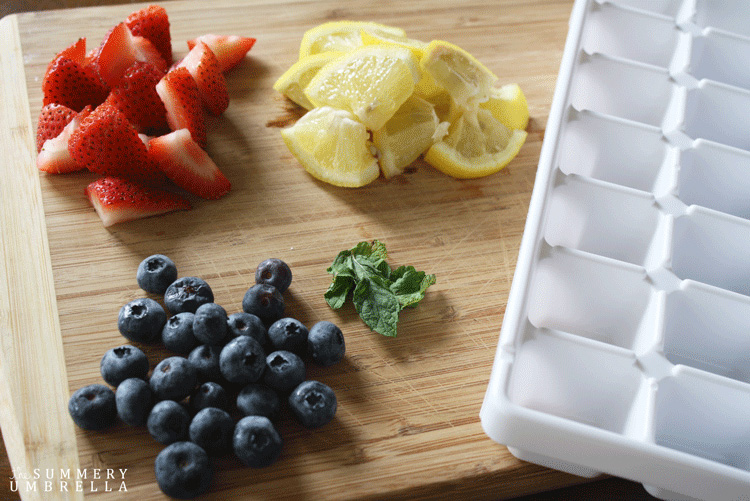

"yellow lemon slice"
[304, 45, 420, 131]
[299, 21, 406, 59]
[424, 107, 527, 179]
[372, 94, 441, 178]
[480, 83, 530, 131]
[273, 51, 344, 110]
[281, 106, 380, 188]
[420, 40, 498, 109]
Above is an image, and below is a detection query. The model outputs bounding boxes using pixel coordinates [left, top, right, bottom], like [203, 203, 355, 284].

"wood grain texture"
[1, 0, 603, 499]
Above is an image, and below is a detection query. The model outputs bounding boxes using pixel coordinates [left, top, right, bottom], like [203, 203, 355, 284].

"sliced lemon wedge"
[304, 45, 420, 130]
[298, 21, 406, 59]
[273, 51, 344, 110]
[480, 83, 530, 131]
[281, 106, 380, 188]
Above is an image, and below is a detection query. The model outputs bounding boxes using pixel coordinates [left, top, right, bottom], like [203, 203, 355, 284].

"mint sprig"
[324, 240, 436, 337]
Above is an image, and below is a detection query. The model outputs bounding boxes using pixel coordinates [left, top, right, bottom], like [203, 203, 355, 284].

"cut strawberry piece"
[68, 102, 166, 184]
[149, 129, 230, 199]
[36, 103, 77, 152]
[91, 22, 168, 88]
[125, 5, 173, 66]
[85, 176, 190, 227]
[37, 106, 92, 174]
[155, 67, 207, 147]
[177, 42, 229, 115]
[103, 61, 169, 134]
[42, 38, 108, 112]
[186, 34, 255, 72]
[44, 38, 86, 78]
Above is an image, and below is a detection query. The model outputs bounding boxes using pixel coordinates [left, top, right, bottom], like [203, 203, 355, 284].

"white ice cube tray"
[480, 1, 750, 499]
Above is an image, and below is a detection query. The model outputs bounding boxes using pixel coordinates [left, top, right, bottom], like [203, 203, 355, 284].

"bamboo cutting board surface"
[0, 0, 588, 498]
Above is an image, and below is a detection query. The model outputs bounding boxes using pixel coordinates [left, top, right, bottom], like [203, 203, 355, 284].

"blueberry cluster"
[68, 255, 345, 499]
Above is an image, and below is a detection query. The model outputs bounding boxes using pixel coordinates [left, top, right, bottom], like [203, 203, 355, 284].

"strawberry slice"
[149, 129, 230, 199]
[85, 176, 190, 227]
[104, 61, 169, 135]
[36, 103, 77, 152]
[125, 5, 173, 66]
[186, 34, 256, 72]
[177, 42, 229, 115]
[91, 22, 168, 88]
[68, 102, 166, 183]
[155, 67, 207, 147]
[37, 106, 92, 174]
[42, 38, 108, 111]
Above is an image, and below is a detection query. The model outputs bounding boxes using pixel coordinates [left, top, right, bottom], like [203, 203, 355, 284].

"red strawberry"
[85, 176, 190, 227]
[149, 128, 230, 199]
[125, 5, 173, 66]
[68, 102, 165, 183]
[36, 103, 77, 152]
[186, 34, 256, 72]
[37, 106, 92, 174]
[42, 39, 108, 111]
[177, 42, 229, 115]
[155, 67, 206, 147]
[103, 61, 169, 134]
[90, 22, 168, 88]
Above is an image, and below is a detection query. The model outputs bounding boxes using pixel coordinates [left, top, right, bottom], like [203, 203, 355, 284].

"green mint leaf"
[324, 274, 355, 309]
[390, 267, 436, 308]
[351, 277, 400, 337]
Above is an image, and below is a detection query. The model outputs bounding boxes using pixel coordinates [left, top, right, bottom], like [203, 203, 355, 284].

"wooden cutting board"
[0, 0, 588, 498]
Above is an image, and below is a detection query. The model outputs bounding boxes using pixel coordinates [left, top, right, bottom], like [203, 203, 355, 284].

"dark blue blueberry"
[189, 407, 234, 455]
[307, 321, 345, 366]
[100, 345, 149, 387]
[193, 303, 228, 346]
[147, 400, 191, 445]
[236, 383, 280, 420]
[162, 312, 198, 354]
[137, 254, 178, 294]
[164, 277, 214, 314]
[115, 378, 154, 426]
[255, 258, 292, 293]
[68, 384, 117, 430]
[232, 416, 283, 468]
[227, 312, 266, 345]
[154, 441, 212, 499]
[118, 298, 167, 343]
[288, 380, 337, 429]
[267, 317, 308, 355]
[219, 336, 265, 385]
[263, 351, 305, 393]
[150, 356, 198, 402]
[189, 382, 229, 413]
[188, 344, 223, 382]
[242, 284, 284, 325]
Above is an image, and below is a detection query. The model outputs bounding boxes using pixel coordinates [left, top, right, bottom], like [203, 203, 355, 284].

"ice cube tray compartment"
[481, 1, 750, 499]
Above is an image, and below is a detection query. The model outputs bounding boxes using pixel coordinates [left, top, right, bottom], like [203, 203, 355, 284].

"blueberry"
[227, 312, 266, 345]
[164, 277, 214, 314]
[267, 317, 308, 355]
[154, 441, 212, 499]
[162, 312, 198, 354]
[242, 284, 284, 325]
[100, 345, 149, 387]
[147, 400, 191, 445]
[255, 258, 292, 293]
[150, 356, 198, 402]
[236, 383, 280, 420]
[115, 378, 154, 426]
[137, 254, 178, 294]
[188, 344, 223, 382]
[307, 321, 346, 366]
[288, 380, 337, 429]
[232, 416, 283, 468]
[68, 384, 117, 430]
[118, 298, 167, 343]
[219, 336, 265, 385]
[189, 407, 234, 455]
[193, 303, 228, 345]
[263, 351, 305, 393]
[189, 382, 229, 413]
